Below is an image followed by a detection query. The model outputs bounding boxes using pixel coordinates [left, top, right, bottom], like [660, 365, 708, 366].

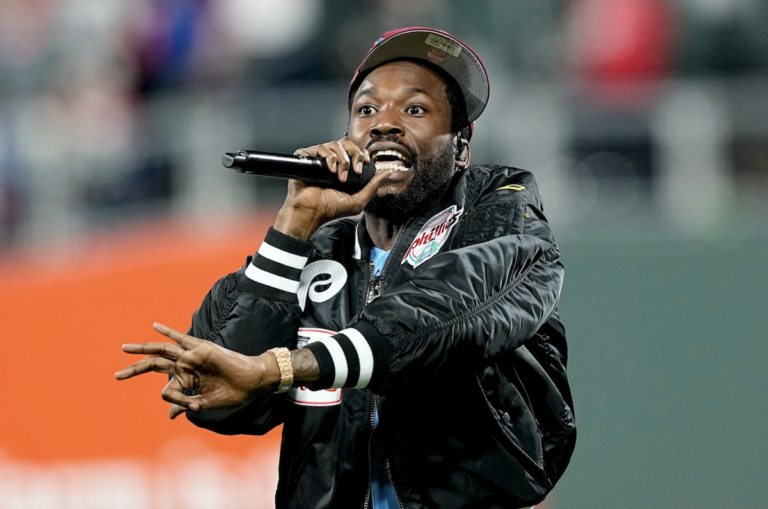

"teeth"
[375, 161, 409, 172]
[372, 149, 409, 163]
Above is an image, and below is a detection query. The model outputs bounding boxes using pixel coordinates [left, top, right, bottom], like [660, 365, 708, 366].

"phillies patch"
[402, 205, 463, 268]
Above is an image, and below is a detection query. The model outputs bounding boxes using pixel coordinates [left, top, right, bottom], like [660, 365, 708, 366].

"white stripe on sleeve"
[339, 328, 374, 388]
[316, 337, 349, 388]
[258, 242, 309, 269]
[244, 264, 301, 293]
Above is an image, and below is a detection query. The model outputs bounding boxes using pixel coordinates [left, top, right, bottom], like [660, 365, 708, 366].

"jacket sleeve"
[304, 170, 563, 393]
[184, 227, 314, 435]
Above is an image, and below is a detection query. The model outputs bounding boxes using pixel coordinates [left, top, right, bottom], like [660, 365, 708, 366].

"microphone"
[222, 150, 376, 194]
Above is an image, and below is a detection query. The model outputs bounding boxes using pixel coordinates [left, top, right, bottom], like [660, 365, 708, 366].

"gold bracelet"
[268, 347, 294, 394]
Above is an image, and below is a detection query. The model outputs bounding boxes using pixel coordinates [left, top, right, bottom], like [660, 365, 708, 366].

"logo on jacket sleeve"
[297, 260, 347, 311]
[402, 205, 463, 268]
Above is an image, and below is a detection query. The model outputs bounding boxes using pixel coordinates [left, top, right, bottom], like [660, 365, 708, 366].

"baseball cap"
[349, 27, 490, 128]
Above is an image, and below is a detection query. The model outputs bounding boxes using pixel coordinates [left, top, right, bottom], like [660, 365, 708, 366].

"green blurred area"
[551, 237, 768, 508]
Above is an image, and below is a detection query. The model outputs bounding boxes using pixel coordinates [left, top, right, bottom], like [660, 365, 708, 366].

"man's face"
[348, 61, 457, 221]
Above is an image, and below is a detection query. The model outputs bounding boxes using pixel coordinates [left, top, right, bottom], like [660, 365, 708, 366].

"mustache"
[365, 135, 418, 163]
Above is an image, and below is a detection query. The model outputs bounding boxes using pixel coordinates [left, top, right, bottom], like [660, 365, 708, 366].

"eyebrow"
[356, 87, 377, 99]
[355, 86, 433, 101]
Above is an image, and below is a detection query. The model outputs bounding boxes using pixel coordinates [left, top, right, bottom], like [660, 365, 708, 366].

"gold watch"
[268, 347, 294, 394]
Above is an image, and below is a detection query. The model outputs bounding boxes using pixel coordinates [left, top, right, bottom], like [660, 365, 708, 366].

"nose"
[369, 109, 404, 137]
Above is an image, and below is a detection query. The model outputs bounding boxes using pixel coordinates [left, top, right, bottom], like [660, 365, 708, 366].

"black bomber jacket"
[186, 165, 576, 509]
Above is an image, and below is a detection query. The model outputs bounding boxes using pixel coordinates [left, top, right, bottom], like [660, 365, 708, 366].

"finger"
[153, 323, 201, 350]
[122, 342, 184, 360]
[340, 138, 368, 174]
[329, 140, 351, 182]
[296, 145, 339, 174]
[308, 145, 337, 174]
[161, 381, 201, 412]
[115, 356, 176, 380]
[169, 404, 187, 420]
[293, 146, 322, 157]
[160, 377, 200, 417]
[351, 168, 395, 206]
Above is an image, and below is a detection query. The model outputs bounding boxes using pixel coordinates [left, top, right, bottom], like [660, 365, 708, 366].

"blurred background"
[0, 0, 766, 508]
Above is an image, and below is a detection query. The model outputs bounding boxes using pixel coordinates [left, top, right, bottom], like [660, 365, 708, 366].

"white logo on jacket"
[402, 205, 463, 268]
[297, 260, 347, 311]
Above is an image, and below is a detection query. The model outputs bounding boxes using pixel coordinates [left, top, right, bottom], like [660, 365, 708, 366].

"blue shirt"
[370, 247, 390, 276]
[369, 247, 399, 508]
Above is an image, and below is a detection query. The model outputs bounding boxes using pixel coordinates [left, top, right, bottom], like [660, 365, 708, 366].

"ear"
[456, 138, 470, 169]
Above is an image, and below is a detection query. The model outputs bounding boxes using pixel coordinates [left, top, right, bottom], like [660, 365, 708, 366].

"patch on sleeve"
[289, 328, 343, 407]
[402, 205, 463, 268]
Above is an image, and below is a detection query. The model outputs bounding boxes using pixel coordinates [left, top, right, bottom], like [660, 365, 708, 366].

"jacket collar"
[353, 217, 373, 261]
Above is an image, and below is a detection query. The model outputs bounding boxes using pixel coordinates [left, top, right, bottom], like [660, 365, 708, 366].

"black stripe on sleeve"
[353, 320, 394, 390]
[252, 254, 303, 281]
[235, 266, 298, 302]
[304, 342, 336, 390]
[232, 227, 313, 302]
[263, 227, 314, 256]
[334, 333, 361, 388]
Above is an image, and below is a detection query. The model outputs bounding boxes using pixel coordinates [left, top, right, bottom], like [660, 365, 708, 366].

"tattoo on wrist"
[289, 227, 310, 241]
[291, 349, 320, 385]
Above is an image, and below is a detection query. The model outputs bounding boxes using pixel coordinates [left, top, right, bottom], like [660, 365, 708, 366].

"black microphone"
[222, 150, 376, 194]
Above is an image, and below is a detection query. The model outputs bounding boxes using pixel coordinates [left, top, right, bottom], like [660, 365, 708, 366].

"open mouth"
[371, 149, 413, 172]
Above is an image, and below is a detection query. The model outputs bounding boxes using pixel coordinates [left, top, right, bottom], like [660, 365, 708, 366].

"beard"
[363, 135, 456, 223]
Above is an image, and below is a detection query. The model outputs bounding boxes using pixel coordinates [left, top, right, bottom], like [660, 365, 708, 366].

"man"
[117, 28, 576, 509]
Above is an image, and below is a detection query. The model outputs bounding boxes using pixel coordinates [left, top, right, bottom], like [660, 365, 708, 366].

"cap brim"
[356, 29, 490, 124]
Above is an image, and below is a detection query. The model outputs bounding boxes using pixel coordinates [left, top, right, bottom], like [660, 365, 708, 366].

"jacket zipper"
[362, 219, 412, 509]
[366, 218, 412, 303]
[378, 219, 411, 283]
[365, 261, 377, 306]
[365, 395, 405, 509]
[363, 393, 377, 509]
[385, 457, 405, 509]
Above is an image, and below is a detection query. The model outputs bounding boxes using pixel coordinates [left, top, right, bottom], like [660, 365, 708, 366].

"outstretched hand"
[115, 323, 275, 419]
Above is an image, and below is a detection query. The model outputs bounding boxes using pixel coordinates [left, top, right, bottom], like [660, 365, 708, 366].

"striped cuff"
[304, 320, 394, 390]
[236, 228, 314, 301]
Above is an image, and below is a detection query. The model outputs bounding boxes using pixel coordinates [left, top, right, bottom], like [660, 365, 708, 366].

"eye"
[359, 105, 376, 116]
[407, 105, 425, 116]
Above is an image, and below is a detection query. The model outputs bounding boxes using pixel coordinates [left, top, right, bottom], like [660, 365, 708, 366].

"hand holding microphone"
[224, 138, 395, 241]
[223, 139, 376, 195]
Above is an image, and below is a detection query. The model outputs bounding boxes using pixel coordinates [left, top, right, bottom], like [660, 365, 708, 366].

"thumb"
[169, 404, 187, 420]
[351, 169, 394, 206]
